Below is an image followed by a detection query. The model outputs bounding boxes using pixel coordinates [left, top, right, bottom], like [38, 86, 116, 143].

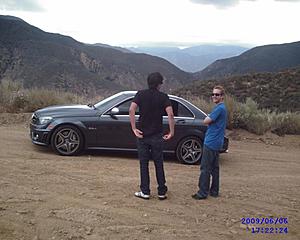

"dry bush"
[271, 112, 300, 136]
[187, 96, 214, 114]
[233, 98, 271, 135]
[23, 88, 85, 112]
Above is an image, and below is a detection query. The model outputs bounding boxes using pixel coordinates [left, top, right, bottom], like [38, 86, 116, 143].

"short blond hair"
[213, 85, 225, 95]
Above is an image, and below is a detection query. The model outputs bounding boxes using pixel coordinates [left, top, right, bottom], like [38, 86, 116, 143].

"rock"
[17, 210, 29, 214]
[240, 224, 247, 229]
[85, 226, 93, 235]
[231, 218, 238, 223]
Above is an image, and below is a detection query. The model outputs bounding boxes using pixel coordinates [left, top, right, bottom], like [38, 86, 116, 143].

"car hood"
[35, 105, 97, 117]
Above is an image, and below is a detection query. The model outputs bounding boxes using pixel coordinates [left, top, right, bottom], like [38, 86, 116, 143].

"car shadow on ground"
[85, 149, 180, 164]
[31, 144, 181, 164]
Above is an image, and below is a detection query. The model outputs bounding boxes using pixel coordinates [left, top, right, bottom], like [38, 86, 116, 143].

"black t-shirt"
[132, 89, 171, 137]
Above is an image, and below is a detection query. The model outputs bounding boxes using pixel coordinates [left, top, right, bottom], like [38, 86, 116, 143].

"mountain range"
[128, 45, 248, 72]
[195, 41, 300, 80]
[175, 67, 300, 112]
[0, 15, 192, 97]
[0, 15, 299, 112]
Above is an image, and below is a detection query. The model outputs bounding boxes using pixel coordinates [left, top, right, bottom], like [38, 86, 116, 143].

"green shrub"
[233, 98, 271, 135]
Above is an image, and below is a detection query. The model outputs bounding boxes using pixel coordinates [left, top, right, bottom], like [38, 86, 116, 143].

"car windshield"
[94, 92, 124, 109]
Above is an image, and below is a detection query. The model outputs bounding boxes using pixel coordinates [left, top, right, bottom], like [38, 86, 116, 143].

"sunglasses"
[211, 93, 222, 97]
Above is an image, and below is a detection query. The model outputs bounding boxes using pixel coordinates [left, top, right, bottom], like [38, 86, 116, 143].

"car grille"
[31, 114, 38, 124]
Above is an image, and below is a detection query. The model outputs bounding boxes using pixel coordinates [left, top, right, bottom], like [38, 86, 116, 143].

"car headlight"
[39, 116, 53, 125]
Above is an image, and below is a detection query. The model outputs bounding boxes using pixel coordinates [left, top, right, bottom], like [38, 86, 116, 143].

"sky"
[1, 0, 300, 48]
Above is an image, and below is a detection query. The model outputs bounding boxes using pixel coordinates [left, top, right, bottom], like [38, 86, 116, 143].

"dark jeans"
[137, 133, 167, 195]
[197, 145, 219, 197]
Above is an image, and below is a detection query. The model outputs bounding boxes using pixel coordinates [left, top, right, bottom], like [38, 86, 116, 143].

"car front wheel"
[51, 125, 83, 156]
[176, 136, 203, 164]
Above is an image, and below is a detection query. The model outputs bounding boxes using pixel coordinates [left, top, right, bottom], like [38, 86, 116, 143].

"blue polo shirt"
[204, 102, 227, 151]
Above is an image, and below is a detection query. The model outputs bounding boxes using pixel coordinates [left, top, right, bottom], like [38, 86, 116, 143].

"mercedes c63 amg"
[30, 91, 228, 164]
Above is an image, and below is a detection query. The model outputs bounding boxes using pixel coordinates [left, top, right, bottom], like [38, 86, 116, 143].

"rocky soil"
[0, 115, 299, 239]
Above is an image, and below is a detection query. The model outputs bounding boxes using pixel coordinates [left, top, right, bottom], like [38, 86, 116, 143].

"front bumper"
[30, 124, 51, 146]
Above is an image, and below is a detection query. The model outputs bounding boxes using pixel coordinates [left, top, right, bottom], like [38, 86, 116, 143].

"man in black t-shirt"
[129, 72, 175, 200]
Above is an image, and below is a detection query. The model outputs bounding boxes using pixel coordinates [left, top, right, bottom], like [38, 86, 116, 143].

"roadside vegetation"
[0, 80, 87, 113]
[1, 79, 299, 135]
[188, 95, 300, 135]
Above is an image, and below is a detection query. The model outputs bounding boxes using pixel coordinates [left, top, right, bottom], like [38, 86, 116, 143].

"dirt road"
[0, 119, 299, 239]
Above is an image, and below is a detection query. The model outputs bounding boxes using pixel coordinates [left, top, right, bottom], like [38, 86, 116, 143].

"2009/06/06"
[241, 217, 288, 225]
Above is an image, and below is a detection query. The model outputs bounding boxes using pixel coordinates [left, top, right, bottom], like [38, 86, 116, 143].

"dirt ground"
[0, 114, 299, 240]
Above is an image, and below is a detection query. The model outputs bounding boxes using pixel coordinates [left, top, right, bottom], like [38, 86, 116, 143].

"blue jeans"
[197, 145, 219, 197]
[137, 133, 167, 195]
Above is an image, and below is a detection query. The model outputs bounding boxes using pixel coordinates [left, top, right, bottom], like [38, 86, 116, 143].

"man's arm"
[203, 116, 213, 125]
[163, 106, 175, 140]
[129, 102, 143, 138]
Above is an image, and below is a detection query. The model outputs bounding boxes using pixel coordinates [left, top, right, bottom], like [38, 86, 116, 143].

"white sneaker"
[134, 191, 150, 200]
[158, 194, 167, 200]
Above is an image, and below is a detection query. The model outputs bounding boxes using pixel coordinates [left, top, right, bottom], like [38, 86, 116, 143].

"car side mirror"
[110, 107, 119, 115]
[109, 107, 119, 119]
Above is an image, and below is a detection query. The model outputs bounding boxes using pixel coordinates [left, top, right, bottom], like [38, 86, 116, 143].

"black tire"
[51, 125, 84, 156]
[176, 136, 203, 164]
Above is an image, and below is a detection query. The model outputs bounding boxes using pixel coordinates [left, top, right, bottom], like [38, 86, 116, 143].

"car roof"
[120, 90, 177, 99]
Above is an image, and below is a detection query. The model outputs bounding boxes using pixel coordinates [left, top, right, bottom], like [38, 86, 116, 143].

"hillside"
[129, 45, 248, 72]
[0, 15, 192, 96]
[174, 67, 300, 112]
[195, 41, 300, 80]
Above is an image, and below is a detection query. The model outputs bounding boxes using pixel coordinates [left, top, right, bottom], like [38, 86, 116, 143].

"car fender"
[47, 119, 88, 146]
[175, 128, 205, 150]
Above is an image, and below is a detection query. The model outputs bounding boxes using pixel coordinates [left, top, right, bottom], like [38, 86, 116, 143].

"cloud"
[0, 0, 43, 12]
[190, 0, 300, 8]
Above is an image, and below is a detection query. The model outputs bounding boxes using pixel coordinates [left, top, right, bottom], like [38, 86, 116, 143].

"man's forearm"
[168, 116, 175, 135]
[129, 110, 136, 130]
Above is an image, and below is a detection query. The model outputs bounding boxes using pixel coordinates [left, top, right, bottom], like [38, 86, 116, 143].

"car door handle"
[176, 119, 186, 124]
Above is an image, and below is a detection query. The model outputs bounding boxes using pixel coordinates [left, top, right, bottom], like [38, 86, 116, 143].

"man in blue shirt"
[192, 85, 227, 200]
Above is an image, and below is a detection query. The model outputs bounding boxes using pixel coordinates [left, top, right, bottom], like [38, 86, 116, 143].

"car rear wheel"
[51, 125, 83, 156]
[176, 136, 203, 164]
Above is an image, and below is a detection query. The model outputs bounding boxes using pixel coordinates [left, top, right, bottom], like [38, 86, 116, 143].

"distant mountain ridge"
[0, 15, 192, 96]
[195, 41, 300, 80]
[129, 45, 248, 72]
[174, 67, 300, 112]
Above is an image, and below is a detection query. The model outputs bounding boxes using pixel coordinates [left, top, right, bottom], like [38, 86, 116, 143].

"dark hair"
[147, 72, 163, 89]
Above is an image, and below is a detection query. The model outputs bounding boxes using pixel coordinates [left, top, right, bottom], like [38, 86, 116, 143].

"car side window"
[177, 101, 193, 117]
[111, 99, 139, 115]
[164, 100, 193, 118]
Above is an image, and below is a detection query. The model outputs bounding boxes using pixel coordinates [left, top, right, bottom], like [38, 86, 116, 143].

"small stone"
[17, 210, 29, 214]
[85, 226, 93, 235]
[230, 230, 238, 234]
[240, 224, 247, 229]
[143, 213, 148, 217]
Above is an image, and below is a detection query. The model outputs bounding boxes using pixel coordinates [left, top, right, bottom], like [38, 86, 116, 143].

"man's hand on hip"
[133, 128, 143, 138]
[163, 132, 174, 140]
